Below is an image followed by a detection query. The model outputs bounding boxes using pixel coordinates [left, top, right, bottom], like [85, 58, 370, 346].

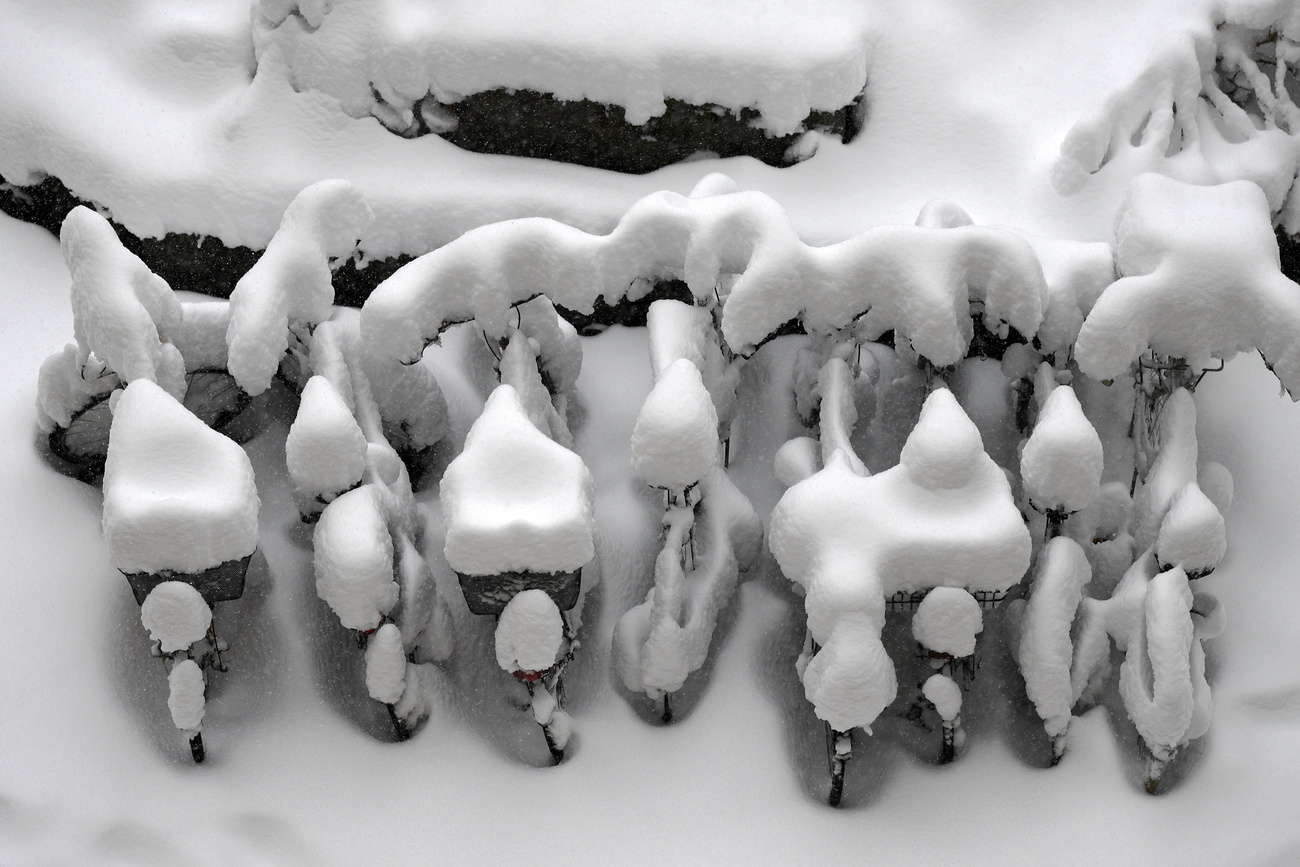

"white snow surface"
[912, 587, 984, 658]
[494, 589, 564, 673]
[102, 379, 260, 575]
[630, 358, 719, 491]
[441, 385, 596, 575]
[285, 375, 368, 498]
[313, 484, 398, 632]
[166, 658, 206, 733]
[1020, 385, 1104, 514]
[140, 582, 212, 654]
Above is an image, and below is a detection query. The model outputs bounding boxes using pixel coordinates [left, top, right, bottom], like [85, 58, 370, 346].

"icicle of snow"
[285, 376, 368, 500]
[499, 330, 572, 446]
[1076, 175, 1300, 396]
[923, 674, 963, 722]
[516, 295, 583, 397]
[167, 659, 206, 733]
[912, 587, 983, 658]
[631, 358, 719, 492]
[313, 484, 398, 632]
[365, 623, 408, 705]
[1155, 483, 1227, 576]
[226, 180, 373, 395]
[141, 582, 212, 654]
[1020, 385, 1104, 515]
[442, 385, 596, 576]
[495, 589, 563, 673]
[60, 206, 186, 399]
[1018, 538, 1092, 742]
[103, 380, 259, 575]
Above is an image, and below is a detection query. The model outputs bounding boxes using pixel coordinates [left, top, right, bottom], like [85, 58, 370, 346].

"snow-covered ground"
[4, 0, 1300, 864]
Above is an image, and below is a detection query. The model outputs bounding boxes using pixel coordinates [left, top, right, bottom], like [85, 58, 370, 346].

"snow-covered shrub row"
[1052, 4, 1300, 233]
[252, 0, 869, 138]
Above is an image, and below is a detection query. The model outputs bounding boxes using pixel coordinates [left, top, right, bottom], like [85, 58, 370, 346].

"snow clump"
[313, 484, 398, 632]
[912, 588, 983, 657]
[365, 623, 408, 705]
[102, 380, 259, 575]
[141, 582, 212, 654]
[495, 589, 564, 673]
[442, 386, 596, 576]
[1020, 385, 1103, 514]
[226, 180, 373, 395]
[923, 674, 963, 722]
[1018, 537, 1092, 746]
[631, 358, 720, 491]
[167, 659, 206, 733]
[1155, 485, 1227, 576]
[1075, 175, 1300, 396]
[285, 375, 368, 500]
[60, 206, 186, 400]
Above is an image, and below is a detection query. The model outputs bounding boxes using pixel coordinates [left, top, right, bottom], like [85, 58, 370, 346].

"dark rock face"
[1280, 226, 1300, 285]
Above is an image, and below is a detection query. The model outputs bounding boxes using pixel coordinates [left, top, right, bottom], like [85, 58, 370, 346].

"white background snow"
[4, 0, 1300, 864]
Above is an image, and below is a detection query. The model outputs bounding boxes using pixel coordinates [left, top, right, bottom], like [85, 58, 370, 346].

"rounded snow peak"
[899, 389, 985, 490]
[141, 582, 212, 653]
[1156, 483, 1227, 577]
[495, 589, 564, 673]
[923, 673, 963, 721]
[631, 358, 720, 491]
[912, 587, 983, 657]
[1020, 385, 1103, 514]
[286, 376, 368, 497]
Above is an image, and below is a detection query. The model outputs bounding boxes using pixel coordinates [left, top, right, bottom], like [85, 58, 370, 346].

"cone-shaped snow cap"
[631, 358, 720, 491]
[900, 388, 984, 490]
[1020, 385, 1103, 514]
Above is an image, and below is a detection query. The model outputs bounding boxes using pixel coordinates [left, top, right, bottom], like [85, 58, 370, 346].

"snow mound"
[286, 376, 368, 499]
[252, 0, 871, 135]
[923, 673, 963, 722]
[1156, 484, 1227, 576]
[495, 589, 563, 673]
[167, 659, 206, 733]
[365, 623, 408, 705]
[102, 380, 259, 575]
[140, 582, 212, 654]
[631, 358, 719, 491]
[911, 588, 983, 657]
[442, 386, 596, 576]
[802, 611, 898, 734]
[1020, 385, 1103, 514]
[226, 180, 373, 395]
[1075, 175, 1300, 396]
[60, 206, 185, 399]
[314, 484, 398, 632]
